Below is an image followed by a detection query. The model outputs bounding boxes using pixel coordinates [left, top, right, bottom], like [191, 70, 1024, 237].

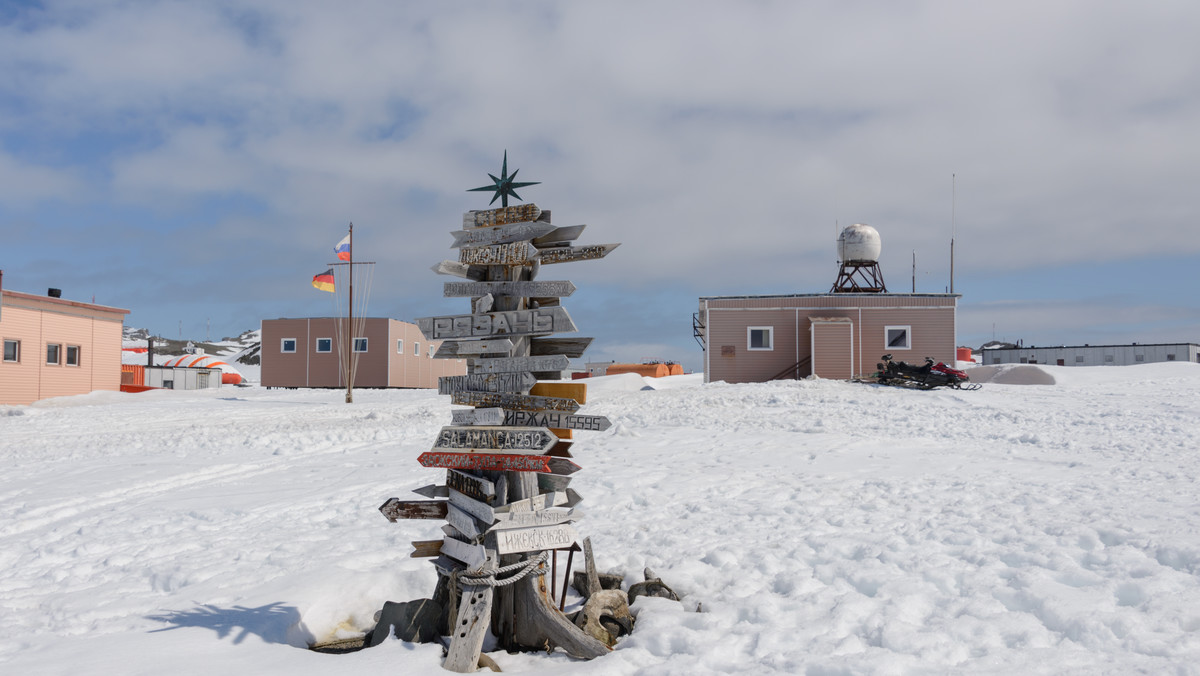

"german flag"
[312, 268, 335, 293]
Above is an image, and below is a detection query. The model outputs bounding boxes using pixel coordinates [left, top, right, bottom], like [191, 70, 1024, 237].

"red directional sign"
[418, 451, 554, 473]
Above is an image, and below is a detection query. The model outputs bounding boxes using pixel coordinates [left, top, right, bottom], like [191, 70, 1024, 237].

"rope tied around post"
[457, 552, 549, 588]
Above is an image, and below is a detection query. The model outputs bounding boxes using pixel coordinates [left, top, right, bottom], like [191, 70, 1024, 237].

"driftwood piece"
[583, 537, 601, 597]
[572, 571, 623, 597]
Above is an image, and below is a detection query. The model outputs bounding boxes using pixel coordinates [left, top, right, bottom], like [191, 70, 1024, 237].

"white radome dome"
[838, 223, 881, 263]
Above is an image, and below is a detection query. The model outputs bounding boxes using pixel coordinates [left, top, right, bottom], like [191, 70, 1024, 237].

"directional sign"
[503, 410, 611, 432]
[431, 260, 486, 280]
[444, 280, 577, 299]
[464, 203, 541, 228]
[530, 337, 593, 358]
[432, 426, 557, 453]
[438, 372, 536, 395]
[450, 221, 556, 249]
[450, 390, 581, 413]
[489, 523, 580, 555]
[416, 306, 576, 341]
[450, 407, 505, 426]
[379, 498, 449, 522]
[435, 339, 514, 358]
[471, 354, 569, 375]
[458, 242, 539, 266]
[446, 503, 486, 540]
[442, 536, 487, 568]
[547, 458, 581, 475]
[448, 487, 495, 524]
[536, 243, 620, 265]
[446, 468, 495, 502]
[410, 539, 444, 558]
[418, 451, 554, 473]
[495, 488, 581, 514]
[533, 225, 586, 247]
[537, 472, 571, 493]
[490, 507, 575, 530]
[412, 484, 449, 498]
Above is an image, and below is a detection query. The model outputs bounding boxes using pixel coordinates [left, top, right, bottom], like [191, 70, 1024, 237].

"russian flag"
[335, 235, 351, 261]
[312, 268, 335, 293]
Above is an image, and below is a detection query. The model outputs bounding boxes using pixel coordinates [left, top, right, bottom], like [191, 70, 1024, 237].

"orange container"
[956, 347, 974, 363]
[607, 363, 669, 378]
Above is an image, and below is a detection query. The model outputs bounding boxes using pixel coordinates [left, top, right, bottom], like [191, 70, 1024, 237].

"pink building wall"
[1, 290, 129, 405]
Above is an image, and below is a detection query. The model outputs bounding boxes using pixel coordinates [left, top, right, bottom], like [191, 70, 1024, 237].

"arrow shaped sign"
[418, 451, 554, 473]
[450, 221, 556, 248]
[432, 426, 557, 453]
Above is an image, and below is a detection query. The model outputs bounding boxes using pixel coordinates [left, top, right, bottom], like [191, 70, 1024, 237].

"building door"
[810, 319, 854, 379]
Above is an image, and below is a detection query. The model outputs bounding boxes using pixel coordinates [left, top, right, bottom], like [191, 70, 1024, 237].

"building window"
[1167, 354, 1176, 361]
[1075, 355, 1084, 363]
[2, 339, 18, 363]
[281, 338, 297, 353]
[414, 341, 421, 357]
[66, 345, 81, 367]
[885, 326, 911, 350]
[315, 338, 332, 353]
[46, 343, 61, 365]
[1104, 355, 1114, 363]
[396, 339, 404, 354]
[747, 327, 773, 351]
[353, 337, 368, 353]
[991, 357, 1000, 365]
[1135, 354, 1144, 362]
[429, 344, 436, 358]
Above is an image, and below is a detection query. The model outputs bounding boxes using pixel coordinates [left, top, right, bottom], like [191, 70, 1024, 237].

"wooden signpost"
[416, 306, 576, 341]
[434, 339, 514, 357]
[378, 172, 618, 669]
[444, 280, 577, 299]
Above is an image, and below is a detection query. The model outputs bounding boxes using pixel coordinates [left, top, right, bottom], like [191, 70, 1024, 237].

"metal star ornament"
[468, 150, 539, 207]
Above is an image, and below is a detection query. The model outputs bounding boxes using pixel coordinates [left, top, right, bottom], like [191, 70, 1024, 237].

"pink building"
[260, 317, 467, 389]
[697, 293, 958, 384]
[1, 286, 130, 405]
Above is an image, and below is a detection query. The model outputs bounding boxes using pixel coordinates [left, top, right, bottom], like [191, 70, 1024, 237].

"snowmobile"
[875, 354, 980, 390]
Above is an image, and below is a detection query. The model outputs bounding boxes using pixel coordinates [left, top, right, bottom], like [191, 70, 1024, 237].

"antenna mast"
[950, 173, 956, 294]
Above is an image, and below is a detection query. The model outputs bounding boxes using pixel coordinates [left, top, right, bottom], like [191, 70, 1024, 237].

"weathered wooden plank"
[416, 306, 576, 341]
[450, 407, 505, 426]
[443, 551, 496, 672]
[438, 372, 536, 395]
[464, 204, 541, 228]
[503, 410, 611, 432]
[379, 498, 449, 522]
[471, 354, 570, 375]
[435, 338, 514, 358]
[537, 472, 572, 493]
[450, 390, 581, 413]
[529, 336, 593, 358]
[443, 280, 577, 298]
[536, 243, 620, 265]
[412, 484, 449, 498]
[441, 536, 487, 568]
[419, 451, 553, 473]
[410, 539, 444, 558]
[532, 224, 587, 247]
[489, 523, 580, 555]
[447, 468, 496, 502]
[448, 487, 496, 524]
[446, 503, 486, 540]
[547, 440, 574, 458]
[490, 507, 575, 531]
[458, 242, 539, 266]
[433, 426, 557, 453]
[450, 221, 556, 248]
[431, 260, 487, 280]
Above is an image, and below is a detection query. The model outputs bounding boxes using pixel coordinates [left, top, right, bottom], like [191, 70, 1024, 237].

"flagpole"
[346, 222, 354, 403]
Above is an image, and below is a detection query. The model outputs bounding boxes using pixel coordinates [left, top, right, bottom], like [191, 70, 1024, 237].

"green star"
[468, 150, 539, 207]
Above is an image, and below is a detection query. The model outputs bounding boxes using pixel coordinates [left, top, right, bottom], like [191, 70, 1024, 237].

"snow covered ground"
[2, 363, 1200, 674]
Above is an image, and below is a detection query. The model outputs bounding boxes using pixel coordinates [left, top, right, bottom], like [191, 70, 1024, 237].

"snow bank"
[3, 365, 1200, 674]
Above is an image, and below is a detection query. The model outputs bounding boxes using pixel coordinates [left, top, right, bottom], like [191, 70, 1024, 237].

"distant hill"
[123, 327, 262, 366]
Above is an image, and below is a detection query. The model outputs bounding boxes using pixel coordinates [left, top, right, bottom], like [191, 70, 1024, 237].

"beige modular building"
[697, 293, 959, 384]
[260, 317, 467, 389]
[1, 287, 130, 405]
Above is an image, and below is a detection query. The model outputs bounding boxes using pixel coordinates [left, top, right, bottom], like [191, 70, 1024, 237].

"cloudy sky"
[2, 1, 1198, 372]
